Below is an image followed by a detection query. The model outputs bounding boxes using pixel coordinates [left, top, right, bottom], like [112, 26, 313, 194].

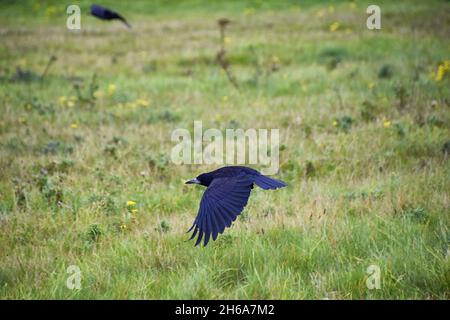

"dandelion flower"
[329, 22, 340, 32]
[332, 120, 338, 127]
[127, 200, 137, 206]
[120, 224, 127, 231]
[224, 36, 232, 44]
[435, 60, 450, 82]
[383, 120, 391, 128]
[71, 123, 78, 129]
[67, 101, 75, 108]
[131, 209, 138, 214]
[435, 65, 446, 81]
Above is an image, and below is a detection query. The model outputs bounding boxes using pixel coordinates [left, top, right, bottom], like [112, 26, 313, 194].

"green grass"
[0, 0, 449, 299]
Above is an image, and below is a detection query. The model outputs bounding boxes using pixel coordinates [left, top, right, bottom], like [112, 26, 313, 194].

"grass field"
[0, 0, 449, 299]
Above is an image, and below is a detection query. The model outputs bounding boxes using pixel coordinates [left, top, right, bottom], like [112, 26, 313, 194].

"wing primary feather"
[206, 201, 219, 241]
[204, 212, 212, 246]
[194, 229, 203, 246]
[189, 226, 199, 240]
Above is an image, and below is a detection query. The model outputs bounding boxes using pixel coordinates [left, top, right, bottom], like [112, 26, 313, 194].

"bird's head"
[185, 172, 213, 187]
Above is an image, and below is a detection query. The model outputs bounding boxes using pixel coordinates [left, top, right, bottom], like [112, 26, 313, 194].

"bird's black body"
[90, 4, 131, 28]
[195, 166, 260, 187]
[185, 166, 287, 247]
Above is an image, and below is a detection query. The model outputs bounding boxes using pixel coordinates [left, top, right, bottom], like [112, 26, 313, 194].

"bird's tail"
[253, 175, 287, 190]
[118, 16, 131, 28]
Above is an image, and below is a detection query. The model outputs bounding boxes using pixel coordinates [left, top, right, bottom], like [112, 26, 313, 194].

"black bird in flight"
[185, 166, 287, 247]
[90, 4, 131, 28]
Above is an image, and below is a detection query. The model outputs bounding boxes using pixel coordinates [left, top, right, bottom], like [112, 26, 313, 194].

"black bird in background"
[185, 166, 287, 247]
[90, 4, 131, 28]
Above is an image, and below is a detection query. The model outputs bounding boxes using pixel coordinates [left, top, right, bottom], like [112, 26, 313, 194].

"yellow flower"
[127, 200, 137, 206]
[224, 36, 232, 44]
[332, 120, 338, 127]
[71, 123, 78, 129]
[329, 22, 340, 32]
[222, 95, 229, 102]
[435, 66, 446, 81]
[131, 209, 138, 214]
[67, 101, 75, 108]
[120, 224, 127, 231]
[108, 84, 117, 95]
[435, 60, 450, 82]
[383, 120, 391, 128]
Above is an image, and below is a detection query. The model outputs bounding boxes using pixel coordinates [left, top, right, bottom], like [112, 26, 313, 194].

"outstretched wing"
[188, 174, 253, 247]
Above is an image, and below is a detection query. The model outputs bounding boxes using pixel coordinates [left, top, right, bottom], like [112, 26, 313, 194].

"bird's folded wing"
[188, 174, 253, 246]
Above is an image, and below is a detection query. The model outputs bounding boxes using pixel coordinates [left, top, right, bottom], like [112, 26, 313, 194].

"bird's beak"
[185, 178, 200, 185]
